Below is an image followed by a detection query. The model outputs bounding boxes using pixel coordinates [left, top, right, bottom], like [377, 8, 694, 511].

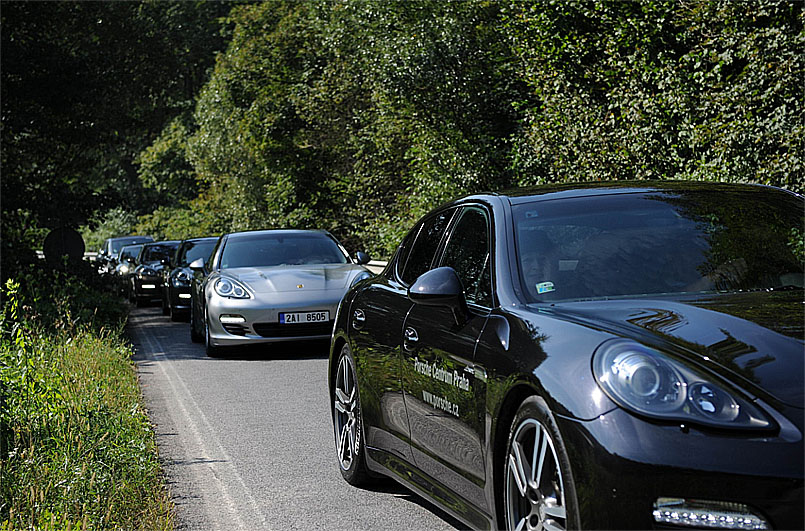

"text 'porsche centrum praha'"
[189, 229, 372, 357]
[328, 182, 804, 530]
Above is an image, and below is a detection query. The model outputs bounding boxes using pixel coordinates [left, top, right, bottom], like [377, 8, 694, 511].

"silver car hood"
[223, 264, 365, 294]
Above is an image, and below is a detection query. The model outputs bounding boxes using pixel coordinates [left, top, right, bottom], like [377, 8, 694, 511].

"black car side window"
[400, 210, 454, 286]
[440, 206, 492, 307]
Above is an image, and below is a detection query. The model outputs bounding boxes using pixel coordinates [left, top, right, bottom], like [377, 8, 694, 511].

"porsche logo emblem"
[297, 284, 304, 289]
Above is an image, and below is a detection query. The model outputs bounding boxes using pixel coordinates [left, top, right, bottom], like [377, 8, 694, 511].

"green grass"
[0, 269, 173, 530]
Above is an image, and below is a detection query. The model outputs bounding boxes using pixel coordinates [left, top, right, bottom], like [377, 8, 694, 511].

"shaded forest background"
[3, 0, 802, 271]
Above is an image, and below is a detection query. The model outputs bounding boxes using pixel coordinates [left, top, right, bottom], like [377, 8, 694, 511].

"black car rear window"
[513, 189, 804, 302]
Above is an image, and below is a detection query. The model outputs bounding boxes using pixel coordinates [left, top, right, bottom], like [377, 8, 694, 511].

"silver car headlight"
[593, 339, 772, 430]
[214, 277, 251, 299]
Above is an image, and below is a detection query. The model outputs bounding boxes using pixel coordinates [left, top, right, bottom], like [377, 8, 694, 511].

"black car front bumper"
[557, 407, 803, 530]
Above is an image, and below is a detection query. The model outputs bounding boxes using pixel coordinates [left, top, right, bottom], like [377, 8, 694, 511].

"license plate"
[279, 311, 330, 324]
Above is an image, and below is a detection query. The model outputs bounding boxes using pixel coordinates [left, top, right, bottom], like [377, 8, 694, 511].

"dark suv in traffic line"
[129, 240, 179, 306]
[97, 235, 153, 275]
[161, 237, 218, 320]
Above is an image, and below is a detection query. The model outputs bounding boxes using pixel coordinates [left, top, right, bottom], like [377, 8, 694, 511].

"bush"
[0, 268, 172, 529]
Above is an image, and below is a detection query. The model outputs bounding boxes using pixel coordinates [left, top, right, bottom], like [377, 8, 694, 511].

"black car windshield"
[513, 189, 804, 302]
[220, 233, 348, 269]
[141, 244, 178, 263]
[178, 241, 217, 267]
[120, 245, 142, 261]
[111, 237, 150, 253]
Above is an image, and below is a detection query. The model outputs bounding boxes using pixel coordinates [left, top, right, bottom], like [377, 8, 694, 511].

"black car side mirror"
[188, 258, 205, 272]
[354, 251, 371, 265]
[408, 267, 469, 326]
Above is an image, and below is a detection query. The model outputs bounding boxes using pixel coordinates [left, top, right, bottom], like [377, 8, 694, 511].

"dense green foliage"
[4, 0, 802, 261]
[1, 1, 232, 271]
[0, 269, 172, 529]
[137, 0, 802, 258]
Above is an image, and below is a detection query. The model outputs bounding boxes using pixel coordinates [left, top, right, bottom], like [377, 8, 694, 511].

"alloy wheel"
[334, 352, 360, 471]
[506, 418, 568, 531]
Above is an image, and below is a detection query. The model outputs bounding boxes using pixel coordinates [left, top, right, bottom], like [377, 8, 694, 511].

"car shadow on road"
[353, 480, 467, 529]
[127, 306, 331, 362]
[213, 339, 330, 361]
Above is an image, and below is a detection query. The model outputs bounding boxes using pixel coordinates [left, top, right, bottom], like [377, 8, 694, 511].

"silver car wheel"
[334, 351, 359, 471]
[505, 417, 567, 531]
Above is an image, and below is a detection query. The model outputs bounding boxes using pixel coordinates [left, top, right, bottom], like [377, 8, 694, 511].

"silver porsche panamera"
[189, 229, 373, 356]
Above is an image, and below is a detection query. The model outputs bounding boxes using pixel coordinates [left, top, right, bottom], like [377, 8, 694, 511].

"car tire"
[161, 293, 170, 315]
[169, 305, 182, 322]
[190, 304, 203, 343]
[333, 343, 372, 486]
[503, 396, 579, 531]
[204, 310, 221, 357]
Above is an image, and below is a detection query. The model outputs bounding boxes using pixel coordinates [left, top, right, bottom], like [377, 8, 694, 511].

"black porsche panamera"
[328, 182, 803, 530]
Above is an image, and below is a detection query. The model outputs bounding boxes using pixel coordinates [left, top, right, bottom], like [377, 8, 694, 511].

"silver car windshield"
[513, 189, 804, 302]
[220, 233, 348, 269]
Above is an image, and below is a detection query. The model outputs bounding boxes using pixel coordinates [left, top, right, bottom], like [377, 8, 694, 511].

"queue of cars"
[100, 181, 803, 531]
[99, 230, 373, 353]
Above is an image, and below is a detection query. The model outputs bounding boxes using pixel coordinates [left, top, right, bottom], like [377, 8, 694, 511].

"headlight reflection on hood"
[214, 277, 251, 299]
[593, 339, 772, 431]
[350, 271, 372, 287]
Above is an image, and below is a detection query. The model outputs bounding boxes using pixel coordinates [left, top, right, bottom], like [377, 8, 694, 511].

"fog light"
[219, 314, 246, 324]
[653, 498, 769, 529]
[178, 293, 191, 299]
[141, 284, 156, 289]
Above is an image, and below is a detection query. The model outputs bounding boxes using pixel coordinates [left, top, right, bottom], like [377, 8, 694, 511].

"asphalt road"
[128, 306, 463, 530]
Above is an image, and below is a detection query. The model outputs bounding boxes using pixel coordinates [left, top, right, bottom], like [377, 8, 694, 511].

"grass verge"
[0, 265, 173, 529]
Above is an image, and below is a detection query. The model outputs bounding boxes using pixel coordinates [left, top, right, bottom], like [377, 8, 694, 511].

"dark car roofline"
[142, 240, 181, 246]
[182, 236, 219, 242]
[489, 180, 795, 205]
[224, 228, 331, 239]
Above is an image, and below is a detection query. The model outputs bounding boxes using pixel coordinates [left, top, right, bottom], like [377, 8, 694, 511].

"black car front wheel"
[190, 302, 203, 343]
[504, 396, 579, 531]
[333, 343, 371, 485]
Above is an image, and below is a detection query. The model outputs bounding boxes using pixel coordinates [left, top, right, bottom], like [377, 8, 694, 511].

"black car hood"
[547, 291, 804, 409]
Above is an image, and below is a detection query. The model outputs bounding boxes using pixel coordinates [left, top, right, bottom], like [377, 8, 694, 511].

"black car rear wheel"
[504, 396, 579, 531]
[333, 343, 371, 485]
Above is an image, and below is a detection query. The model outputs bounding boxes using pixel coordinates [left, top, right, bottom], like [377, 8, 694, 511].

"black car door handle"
[403, 327, 419, 351]
[352, 309, 366, 330]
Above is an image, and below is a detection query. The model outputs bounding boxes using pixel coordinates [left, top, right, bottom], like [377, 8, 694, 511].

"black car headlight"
[140, 267, 158, 278]
[214, 277, 251, 299]
[593, 339, 772, 430]
[172, 271, 191, 287]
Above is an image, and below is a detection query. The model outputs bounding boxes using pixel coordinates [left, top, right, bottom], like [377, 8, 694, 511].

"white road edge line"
[134, 325, 268, 530]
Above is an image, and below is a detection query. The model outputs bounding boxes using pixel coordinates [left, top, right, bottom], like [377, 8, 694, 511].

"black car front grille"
[252, 321, 334, 338]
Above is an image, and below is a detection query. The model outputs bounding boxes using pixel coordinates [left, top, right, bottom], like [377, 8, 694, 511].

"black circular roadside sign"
[43, 227, 85, 266]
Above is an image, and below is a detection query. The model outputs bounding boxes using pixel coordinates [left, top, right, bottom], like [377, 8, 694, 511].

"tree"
[1, 1, 231, 274]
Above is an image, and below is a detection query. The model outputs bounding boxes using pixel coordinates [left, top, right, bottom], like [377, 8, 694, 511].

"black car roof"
[142, 240, 180, 247]
[453, 180, 794, 206]
[225, 229, 330, 240]
[183, 236, 218, 243]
